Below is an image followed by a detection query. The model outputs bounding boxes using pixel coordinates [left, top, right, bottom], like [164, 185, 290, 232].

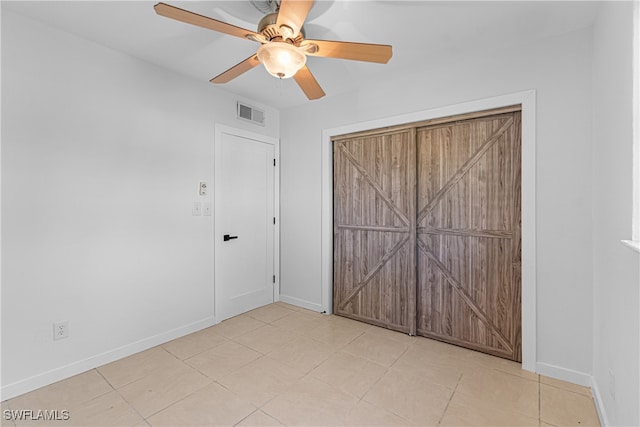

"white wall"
[1, 9, 278, 399]
[591, 2, 640, 426]
[280, 28, 594, 378]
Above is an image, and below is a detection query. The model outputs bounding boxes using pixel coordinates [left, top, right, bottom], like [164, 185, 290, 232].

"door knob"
[223, 234, 238, 241]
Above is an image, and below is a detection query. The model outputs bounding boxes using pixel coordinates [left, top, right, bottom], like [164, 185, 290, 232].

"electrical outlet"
[53, 321, 69, 340]
[199, 181, 208, 196]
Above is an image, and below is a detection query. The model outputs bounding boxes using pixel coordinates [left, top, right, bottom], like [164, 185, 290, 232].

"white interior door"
[215, 128, 275, 321]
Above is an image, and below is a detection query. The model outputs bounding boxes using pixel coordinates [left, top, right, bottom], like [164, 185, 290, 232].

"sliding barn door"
[333, 108, 521, 361]
[416, 112, 522, 361]
[333, 130, 416, 334]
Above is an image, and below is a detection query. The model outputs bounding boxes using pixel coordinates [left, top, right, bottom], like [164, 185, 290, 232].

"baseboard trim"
[536, 362, 609, 424]
[591, 376, 610, 427]
[1, 316, 217, 401]
[278, 295, 324, 313]
[536, 362, 592, 387]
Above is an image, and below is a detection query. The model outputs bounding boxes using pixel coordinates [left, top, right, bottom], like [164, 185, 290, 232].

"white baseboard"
[1, 316, 217, 401]
[591, 376, 610, 427]
[278, 294, 324, 313]
[536, 362, 592, 387]
[536, 363, 610, 425]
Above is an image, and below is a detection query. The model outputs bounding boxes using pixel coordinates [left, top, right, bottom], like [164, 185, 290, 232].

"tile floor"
[2, 302, 601, 426]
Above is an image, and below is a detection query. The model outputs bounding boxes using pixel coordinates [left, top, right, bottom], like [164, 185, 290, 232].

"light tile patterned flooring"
[3, 302, 601, 426]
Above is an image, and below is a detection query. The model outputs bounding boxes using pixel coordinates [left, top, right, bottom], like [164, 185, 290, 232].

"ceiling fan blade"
[276, 0, 314, 38]
[293, 65, 325, 100]
[154, 3, 261, 41]
[302, 39, 392, 64]
[210, 55, 261, 84]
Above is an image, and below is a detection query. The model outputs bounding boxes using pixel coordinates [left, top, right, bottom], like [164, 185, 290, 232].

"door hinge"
[273, 158, 276, 167]
[273, 217, 276, 225]
[272, 275, 276, 283]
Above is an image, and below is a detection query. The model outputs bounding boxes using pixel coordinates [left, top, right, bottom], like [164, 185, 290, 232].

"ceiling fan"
[154, 1, 393, 100]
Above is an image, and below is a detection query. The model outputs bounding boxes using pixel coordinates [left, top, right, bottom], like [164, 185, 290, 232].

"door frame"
[320, 90, 537, 372]
[214, 124, 280, 322]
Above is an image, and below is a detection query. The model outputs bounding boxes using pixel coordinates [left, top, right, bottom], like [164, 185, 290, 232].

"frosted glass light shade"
[256, 42, 306, 79]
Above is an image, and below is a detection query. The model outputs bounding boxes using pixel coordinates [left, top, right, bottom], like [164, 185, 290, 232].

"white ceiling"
[3, 0, 600, 109]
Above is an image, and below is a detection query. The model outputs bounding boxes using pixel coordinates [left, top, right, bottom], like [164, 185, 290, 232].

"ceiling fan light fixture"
[154, 1, 393, 100]
[257, 42, 306, 79]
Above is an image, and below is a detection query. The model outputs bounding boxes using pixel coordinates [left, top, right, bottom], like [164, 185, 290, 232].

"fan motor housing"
[257, 12, 305, 43]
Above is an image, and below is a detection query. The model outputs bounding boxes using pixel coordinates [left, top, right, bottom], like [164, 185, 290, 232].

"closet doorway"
[333, 106, 522, 361]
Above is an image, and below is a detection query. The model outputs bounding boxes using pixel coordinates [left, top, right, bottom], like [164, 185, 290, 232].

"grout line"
[233, 408, 261, 427]
[157, 345, 184, 364]
[305, 326, 367, 350]
[336, 329, 367, 349]
[539, 374, 542, 425]
[211, 376, 274, 414]
[359, 365, 391, 404]
[259, 407, 287, 427]
[386, 343, 412, 371]
[169, 337, 232, 362]
[93, 367, 115, 391]
[254, 386, 284, 410]
[109, 381, 150, 424]
[137, 377, 213, 422]
[72, 370, 115, 405]
[538, 381, 592, 397]
[437, 372, 463, 426]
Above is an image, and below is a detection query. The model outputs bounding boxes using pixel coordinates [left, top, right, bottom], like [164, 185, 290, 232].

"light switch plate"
[203, 203, 212, 216]
[192, 202, 202, 216]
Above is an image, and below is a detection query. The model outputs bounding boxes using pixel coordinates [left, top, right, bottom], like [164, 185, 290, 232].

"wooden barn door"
[333, 130, 416, 335]
[416, 111, 522, 361]
[332, 107, 521, 361]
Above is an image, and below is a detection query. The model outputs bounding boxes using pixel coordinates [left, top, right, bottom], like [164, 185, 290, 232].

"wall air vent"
[237, 102, 265, 126]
